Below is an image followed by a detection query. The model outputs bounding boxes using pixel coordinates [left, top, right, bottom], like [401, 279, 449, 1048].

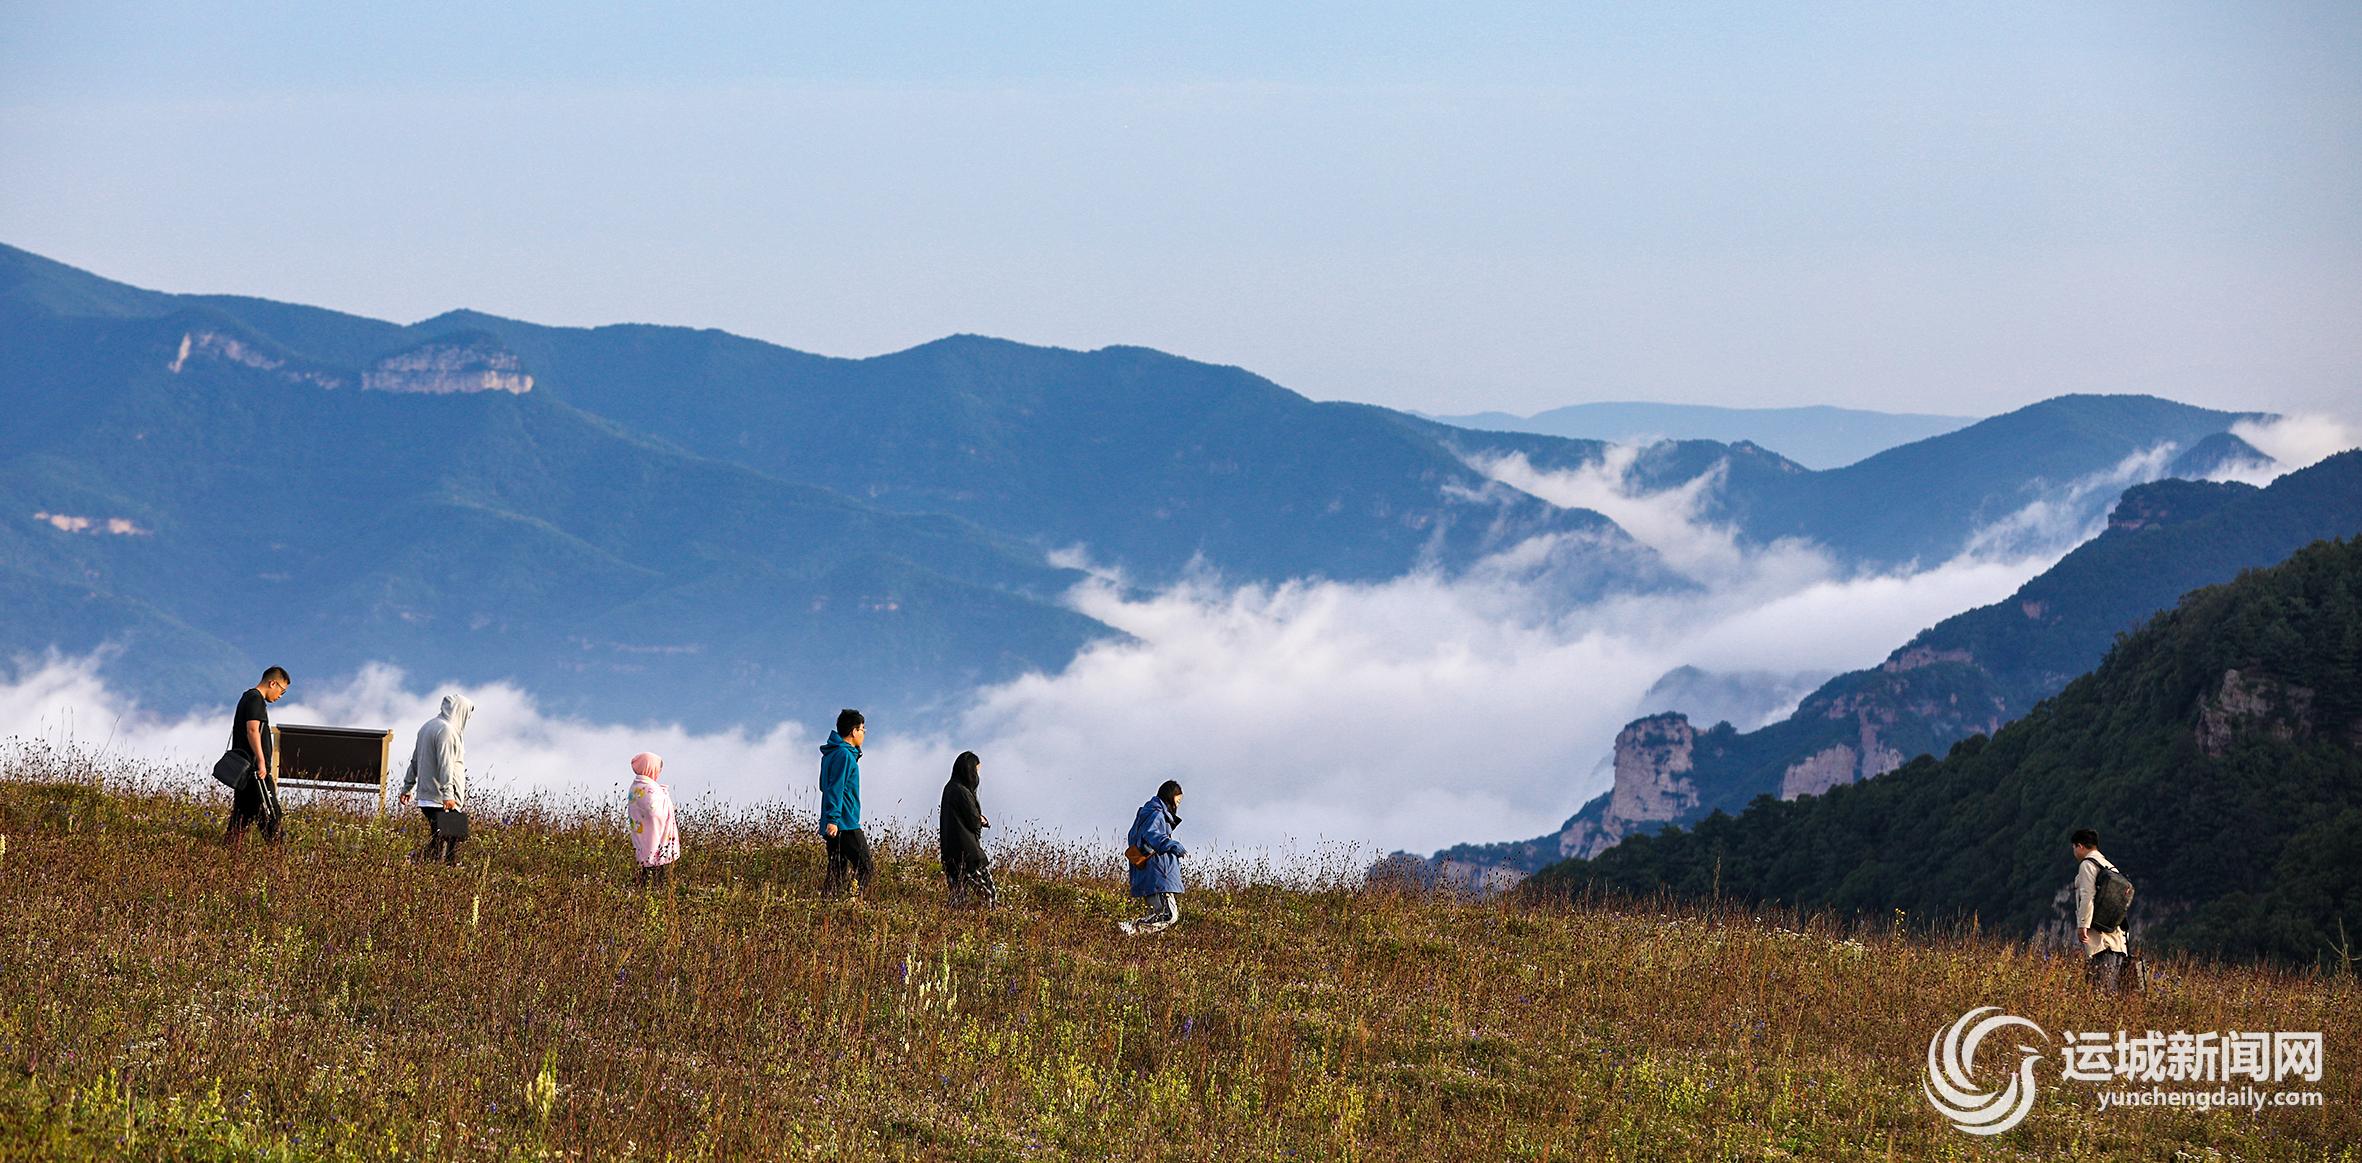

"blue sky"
[4, 2, 2357, 416]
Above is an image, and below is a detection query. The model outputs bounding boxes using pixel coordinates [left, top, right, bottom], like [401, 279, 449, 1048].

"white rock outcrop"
[361, 344, 533, 395]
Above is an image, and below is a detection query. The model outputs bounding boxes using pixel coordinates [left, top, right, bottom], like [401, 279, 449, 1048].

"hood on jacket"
[441, 693, 475, 737]
[820, 731, 860, 759]
[950, 751, 980, 792]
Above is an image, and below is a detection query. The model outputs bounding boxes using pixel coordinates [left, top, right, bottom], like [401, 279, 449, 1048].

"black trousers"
[417, 807, 465, 865]
[824, 828, 874, 894]
[225, 776, 280, 845]
[2087, 949, 2126, 992]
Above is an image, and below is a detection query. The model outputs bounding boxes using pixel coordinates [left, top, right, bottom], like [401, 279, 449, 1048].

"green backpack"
[2085, 858, 2135, 933]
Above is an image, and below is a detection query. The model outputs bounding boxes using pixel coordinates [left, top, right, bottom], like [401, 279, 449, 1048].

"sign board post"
[271, 724, 396, 817]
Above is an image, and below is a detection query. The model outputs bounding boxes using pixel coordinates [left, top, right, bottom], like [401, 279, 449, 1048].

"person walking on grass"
[818, 709, 873, 897]
[398, 694, 474, 865]
[1119, 780, 1188, 936]
[222, 666, 290, 848]
[626, 752, 680, 890]
[2071, 827, 2130, 991]
[939, 751, 995, 908]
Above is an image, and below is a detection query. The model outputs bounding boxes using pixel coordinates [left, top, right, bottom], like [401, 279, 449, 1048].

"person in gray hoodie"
[398, 694, 475, 865]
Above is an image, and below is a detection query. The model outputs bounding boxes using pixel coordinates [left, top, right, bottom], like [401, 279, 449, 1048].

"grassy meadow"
[1, 745, 2356, 1160]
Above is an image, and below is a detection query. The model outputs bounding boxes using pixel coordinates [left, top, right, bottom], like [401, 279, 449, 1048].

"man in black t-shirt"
[225, 666, 290, 847]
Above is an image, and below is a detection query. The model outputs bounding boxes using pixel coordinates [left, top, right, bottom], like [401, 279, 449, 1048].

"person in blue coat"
[1119, 780, 1188, 935]
[818, 708, 873, 896]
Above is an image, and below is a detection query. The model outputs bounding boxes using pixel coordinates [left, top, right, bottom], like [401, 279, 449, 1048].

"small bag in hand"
[434, 808, 470, 841]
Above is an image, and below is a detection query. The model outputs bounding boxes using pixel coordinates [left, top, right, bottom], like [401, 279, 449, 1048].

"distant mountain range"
[1423, 394, 2272, 572]
[0, 243, 1645, 729]
[0, 242, 2286, 734]
[1427, 451, 2362, 885]
[1525, 533, 2362, 969]
[1428, 402, 1973, 470]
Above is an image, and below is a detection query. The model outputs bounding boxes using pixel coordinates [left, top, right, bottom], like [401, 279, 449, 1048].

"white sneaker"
[1116, 921, 1138, 936]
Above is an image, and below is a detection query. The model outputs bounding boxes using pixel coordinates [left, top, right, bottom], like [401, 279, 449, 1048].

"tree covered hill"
[1527, 535, 2362, 969]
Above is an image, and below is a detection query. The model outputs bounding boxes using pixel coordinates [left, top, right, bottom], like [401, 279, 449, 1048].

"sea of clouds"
[5, 416, 2353, 870]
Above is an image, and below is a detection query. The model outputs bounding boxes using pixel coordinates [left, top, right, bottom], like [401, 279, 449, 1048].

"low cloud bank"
[12, 436, 2211, 866]
[0, 655, 818, 815]
[2214, 414, 2362, 487]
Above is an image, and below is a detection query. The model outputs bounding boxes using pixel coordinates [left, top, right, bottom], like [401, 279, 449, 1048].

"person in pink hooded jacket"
[626, 752, 681, 889]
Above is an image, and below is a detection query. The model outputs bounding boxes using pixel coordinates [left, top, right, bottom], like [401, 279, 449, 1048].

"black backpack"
[2085, 858, 2135, 932]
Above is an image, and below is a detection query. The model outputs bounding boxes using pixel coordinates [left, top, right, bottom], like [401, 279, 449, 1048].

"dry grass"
[1, 741, 2356, 1160]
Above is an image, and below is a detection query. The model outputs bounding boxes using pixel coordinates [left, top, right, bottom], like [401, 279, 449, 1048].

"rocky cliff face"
[1776, 723, 1911, 799]
[361, 341, 533, 395]
[2196, 668, 2318, 758]
[1397, 712, 1715, 891]
[168, 331, 345, 390]
[1883, 646, 1973, 673]
[1779, 743, 1860, 800]
[1552, 713, 1711, 861]
[1604, 712, 1699, 825]
[169, 330, 532, 395]
[1772, 679, 1923, 800]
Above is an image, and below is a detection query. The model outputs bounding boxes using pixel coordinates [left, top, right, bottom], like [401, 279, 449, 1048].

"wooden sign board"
[272, 724, 395, 815]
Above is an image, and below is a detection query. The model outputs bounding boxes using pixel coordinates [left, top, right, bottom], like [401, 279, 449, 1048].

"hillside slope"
[1528, 536, 2362, 968]
[0, 761, 2354, 1158]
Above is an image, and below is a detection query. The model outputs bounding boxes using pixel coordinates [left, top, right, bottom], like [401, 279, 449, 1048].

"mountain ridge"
[1428, 400, 1974, 470]
[1523, 534, 2362, 968]
[0, 243, 1658, 728]
[1425, 452, 2362, 885]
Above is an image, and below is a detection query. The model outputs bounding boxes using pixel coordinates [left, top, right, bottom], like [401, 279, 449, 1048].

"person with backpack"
[398, 694, 475, 865]
[1119, 780, 1187, 936]
[220, 667, 290, 848]
[818, 709, 873, 897]
[2070, 827, 2132, 991]
[938, 751, 995, 907]
[626, 751, 680, 889]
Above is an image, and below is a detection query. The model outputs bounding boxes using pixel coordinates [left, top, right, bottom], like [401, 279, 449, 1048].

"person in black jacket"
[939, 751, 995, 907]
[224, 667, 290, 848]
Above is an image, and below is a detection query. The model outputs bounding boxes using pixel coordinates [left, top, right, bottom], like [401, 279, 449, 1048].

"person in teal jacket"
[1119, 780, 1187, 935]
[818, 709, 872, 896]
